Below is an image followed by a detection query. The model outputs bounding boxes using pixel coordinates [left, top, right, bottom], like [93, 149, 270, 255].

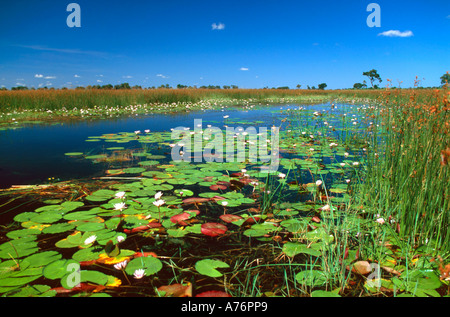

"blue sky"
[0, 0, 449, 89]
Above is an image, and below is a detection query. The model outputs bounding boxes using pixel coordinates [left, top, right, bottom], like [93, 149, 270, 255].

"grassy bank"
[0, 88, 385, 126]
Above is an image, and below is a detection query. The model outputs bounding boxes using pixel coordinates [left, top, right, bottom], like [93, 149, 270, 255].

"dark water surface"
[0, 104, 321, 188]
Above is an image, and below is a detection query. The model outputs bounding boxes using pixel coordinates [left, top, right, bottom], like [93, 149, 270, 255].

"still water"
[0, 104, 317, 188]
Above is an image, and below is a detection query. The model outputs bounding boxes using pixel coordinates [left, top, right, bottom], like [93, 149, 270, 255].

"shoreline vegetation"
[0, 88, 403, 125]
[0, 86, 449, 297]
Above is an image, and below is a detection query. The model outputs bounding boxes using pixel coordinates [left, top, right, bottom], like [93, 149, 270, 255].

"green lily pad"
[125, 256, 163, 276]
[282, 242, 321, 257]
[195, 259, 230, 278]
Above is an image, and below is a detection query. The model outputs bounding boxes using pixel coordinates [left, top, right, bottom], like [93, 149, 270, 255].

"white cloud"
[35, 74, 43, 78]
[97, 79, 103, 83]
[156, 74, 169, 79]
[378, 30, 414, 37]
[45, 76, 56, 79]
[240, 67, 249, 71]
[15, 82, 25, 86]
[212, 23, 225, 30]
[122, 75, 133, 79]
[74, 74, 81, 78]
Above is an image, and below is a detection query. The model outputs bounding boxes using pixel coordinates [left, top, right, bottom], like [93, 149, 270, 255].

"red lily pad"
[201, 222, 228, 237]
[123, 222, 161, 234]
[158, 283, 192, 297]
[51, 283, 106, 294]
[195, 290, 231, 297]
[219, 214, 243, 224]
[210, 184, 228, 191]
[133, 251, 158, 258]
[182, 197, 210, 204]
[170, 210, 200, 225]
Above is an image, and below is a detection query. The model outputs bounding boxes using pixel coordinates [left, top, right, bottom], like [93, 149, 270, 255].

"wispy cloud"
[45, 76, 56, 79]
[446, 15, 450, 19]
[212, 23, 225, 30]
[378, 30, 414, 37]
[156, 74, 169, 79]
[15, 44, 108, 58]
[122, 75, 133, 79]
[240, 67, 249, 71]
[34, 74, 43, 78]
[74, 74, 81, 78]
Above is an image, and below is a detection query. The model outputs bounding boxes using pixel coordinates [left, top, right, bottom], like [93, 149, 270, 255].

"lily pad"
[125, 256, 163, 276]
[195, 259, 230, 278]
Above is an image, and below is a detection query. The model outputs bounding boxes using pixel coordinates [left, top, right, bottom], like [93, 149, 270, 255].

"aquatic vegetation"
[0, 88, 449, 297]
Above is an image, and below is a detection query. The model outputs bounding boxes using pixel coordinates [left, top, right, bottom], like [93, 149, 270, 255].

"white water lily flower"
[154, 191, 163, 200]
[344, 152, 349, 158]
[278, 173, 286, 179]
[133, 269, 146, 279]
[321, 204, 331, 212]
[221, 201, 228, 206]
[144, 129, 150, 133]
[315, 180, 323, 186]
[153, 199, 165, 207]
[353, 162, 360, 166]
[115, 191, 126, 199]
[116, 236, 125, 243]
[114, 260, 128, 270]
[84, 235, 97, 245]
[114, 202, 127, 211]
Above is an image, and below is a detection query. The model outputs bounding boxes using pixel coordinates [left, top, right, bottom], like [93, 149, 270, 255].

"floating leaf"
[125, 256, 163, 276]
[195, 259, 230, 277]
[196, 290, 231, 297]
[311, 290, 341, 297]
[295, 270, 327, 287]
[201, 223, 228, 237]
[282, 242, 321, 257]
[157, 283, 192, 297]
[104, 240, 120, 257]
[219, 214, 244, 224]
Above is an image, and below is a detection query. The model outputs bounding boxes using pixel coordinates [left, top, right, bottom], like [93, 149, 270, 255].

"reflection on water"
[0, 103, 349, 189]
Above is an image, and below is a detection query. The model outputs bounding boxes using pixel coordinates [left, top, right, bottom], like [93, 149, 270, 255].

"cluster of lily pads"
[1, 103, 448, 297]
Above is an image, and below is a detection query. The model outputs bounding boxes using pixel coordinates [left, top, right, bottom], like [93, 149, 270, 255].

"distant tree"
[363, 69, 382, 88]
[177, 84, 188, 89]
[353, 83, 364, 89]
[307, 85, 311, 90]
[114, 83, 131, 89]
[440, 72, 450, 86]
[0, 87, 7, 91]
[296, 84, 302, 89]
[311, 86, 316, 90]
[132, 85, 142, 90]
[277, 86, 290, 90]
[11, 86, 28, 90]
[318, 83, 327, 90]
[231, 85, 238, 89]
[223, 85, 231, 89]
